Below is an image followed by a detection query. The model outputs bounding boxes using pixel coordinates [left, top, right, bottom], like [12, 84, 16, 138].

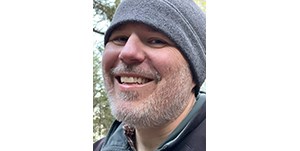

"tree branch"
[93, 28, 104, 35]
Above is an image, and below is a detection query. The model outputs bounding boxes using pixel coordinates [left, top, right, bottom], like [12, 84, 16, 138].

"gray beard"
[106, 64, 193, 128]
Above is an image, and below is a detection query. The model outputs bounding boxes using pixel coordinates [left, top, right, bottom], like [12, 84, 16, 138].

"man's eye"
[148, 39, 167, 47]
[112, 37, 128, 45]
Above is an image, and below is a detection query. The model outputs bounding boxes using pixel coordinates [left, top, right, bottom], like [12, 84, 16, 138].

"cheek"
[102, 44, 120, 71]
[149, 48, 188, 76]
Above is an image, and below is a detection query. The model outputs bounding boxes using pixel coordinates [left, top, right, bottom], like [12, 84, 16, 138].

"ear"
[191, 81, 196, 93]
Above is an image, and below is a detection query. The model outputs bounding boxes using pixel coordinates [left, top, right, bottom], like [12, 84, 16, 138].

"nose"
[118, 34, 146, 65]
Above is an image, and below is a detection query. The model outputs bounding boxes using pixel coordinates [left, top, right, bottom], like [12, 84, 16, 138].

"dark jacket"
[94, 93, 206, 151]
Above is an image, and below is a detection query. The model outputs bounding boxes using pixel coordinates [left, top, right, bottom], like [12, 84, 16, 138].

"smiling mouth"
[116, 76, 153, 85]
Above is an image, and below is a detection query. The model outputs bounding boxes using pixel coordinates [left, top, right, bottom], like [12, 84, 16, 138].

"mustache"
[110, 64, 161, 81]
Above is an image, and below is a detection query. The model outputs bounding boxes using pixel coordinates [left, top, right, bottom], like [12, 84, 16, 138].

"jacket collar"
[101, 93, 206, 151]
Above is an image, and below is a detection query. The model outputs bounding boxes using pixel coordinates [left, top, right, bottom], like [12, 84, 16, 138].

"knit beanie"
[104, 0, 206, 96]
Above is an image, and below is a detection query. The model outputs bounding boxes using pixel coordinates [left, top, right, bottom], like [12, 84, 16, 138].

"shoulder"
[93, 137, 106, 151]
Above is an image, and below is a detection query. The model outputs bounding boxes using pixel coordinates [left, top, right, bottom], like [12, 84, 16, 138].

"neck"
[135, 95, 196, 151]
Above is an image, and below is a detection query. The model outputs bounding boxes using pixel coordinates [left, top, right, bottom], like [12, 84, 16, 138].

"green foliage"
[93, 0, 121, 22]
[93, 47, 114, 142]
[194, 0, 206, 12]
[93, 0, 121, 142]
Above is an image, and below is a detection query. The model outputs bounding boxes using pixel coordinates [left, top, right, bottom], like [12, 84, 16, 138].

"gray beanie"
[104, 0, 206, 96]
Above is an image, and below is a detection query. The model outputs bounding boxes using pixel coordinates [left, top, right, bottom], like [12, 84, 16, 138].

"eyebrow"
[147, 27, 160, 33]
[113, 25, 125, 32]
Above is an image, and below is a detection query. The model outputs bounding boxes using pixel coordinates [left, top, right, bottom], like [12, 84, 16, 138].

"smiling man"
[94, 0, 206, 151]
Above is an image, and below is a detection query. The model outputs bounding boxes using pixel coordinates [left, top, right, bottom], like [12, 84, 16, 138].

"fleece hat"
[104, 0, 206, 96]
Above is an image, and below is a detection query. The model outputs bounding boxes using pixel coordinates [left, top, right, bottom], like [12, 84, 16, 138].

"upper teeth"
[120, 77, 148, 84]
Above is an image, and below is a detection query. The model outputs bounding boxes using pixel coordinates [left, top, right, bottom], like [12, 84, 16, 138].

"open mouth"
[116, 76, 153, 85]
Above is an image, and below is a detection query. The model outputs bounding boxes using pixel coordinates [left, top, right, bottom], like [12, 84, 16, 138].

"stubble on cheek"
[118, 91, 139, 102]
[103, 69, 140, 102]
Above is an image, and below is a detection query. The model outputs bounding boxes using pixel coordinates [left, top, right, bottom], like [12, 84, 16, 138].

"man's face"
[102, 23, 195, 128]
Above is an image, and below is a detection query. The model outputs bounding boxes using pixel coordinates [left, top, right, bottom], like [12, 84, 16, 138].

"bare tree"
[93, 0, 120, 35]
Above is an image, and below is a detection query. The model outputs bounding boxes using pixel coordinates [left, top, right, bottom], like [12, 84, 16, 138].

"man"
[94, 0, 206, 150]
